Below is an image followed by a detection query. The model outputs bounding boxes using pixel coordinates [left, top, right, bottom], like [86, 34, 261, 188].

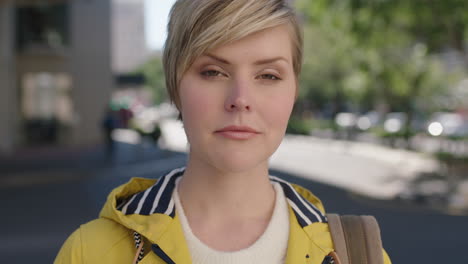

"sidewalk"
[157, 120, 440, 199]
[270, 135, 440, 199]
[0, 139, 178, 188]
[1, 120, 441, 200]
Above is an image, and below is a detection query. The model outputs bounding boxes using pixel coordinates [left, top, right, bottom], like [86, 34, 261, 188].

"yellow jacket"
[55, 168, 391, 264]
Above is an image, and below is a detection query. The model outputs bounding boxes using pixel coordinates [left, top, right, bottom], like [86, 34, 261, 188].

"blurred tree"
[295, 0, 464, 142]
[296, 2, 362, 118]
[348, 0, 468, 58]
[136, 56, 168, 104]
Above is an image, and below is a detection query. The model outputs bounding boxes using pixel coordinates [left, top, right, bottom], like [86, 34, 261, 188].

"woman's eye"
[201, 70, 224, 77]
[259, 74, 281, 80]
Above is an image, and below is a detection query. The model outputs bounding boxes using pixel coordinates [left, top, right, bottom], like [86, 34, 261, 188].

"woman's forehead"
[196, 53, 291, 69]
[196, 25, 294, 66]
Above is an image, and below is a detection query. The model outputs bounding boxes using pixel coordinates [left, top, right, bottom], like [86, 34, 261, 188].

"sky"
[144, 0, 177, 51]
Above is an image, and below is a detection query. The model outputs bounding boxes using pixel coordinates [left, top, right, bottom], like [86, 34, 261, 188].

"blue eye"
[259, 74, 281, 80]
[201, 70, 223, 77]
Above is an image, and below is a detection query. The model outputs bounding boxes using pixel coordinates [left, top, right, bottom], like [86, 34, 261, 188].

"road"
[1, 133, 467, 263]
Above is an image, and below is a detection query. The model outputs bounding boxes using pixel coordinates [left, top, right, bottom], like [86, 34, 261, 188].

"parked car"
[383, 112, 426, 134]
[356, 111, 380, 131]
[383, 112, 407, 133]
[335, 112, 357, 128]
[426, 112, 468, 137]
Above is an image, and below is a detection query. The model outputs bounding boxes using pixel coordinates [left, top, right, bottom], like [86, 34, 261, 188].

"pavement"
[1, 143, 467, 264]
[1, 119, 441, 200]
[0, 135, 183, 188]
[271, 135, 440, 199]
[156, 119, 441, 199]
[1, 120, 468, 264]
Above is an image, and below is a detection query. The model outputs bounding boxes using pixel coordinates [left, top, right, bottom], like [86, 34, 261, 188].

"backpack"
[326, 214, 384, 264]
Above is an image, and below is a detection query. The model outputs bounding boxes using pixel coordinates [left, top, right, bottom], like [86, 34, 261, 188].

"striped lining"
[119, 167, 185, 217]
[118, 167, 327, 227]
[270, 176, 328, 227]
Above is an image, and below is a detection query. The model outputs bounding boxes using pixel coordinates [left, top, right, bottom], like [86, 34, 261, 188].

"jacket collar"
[106, 167, 331, 263]
[117, 167, 185, 217]
[117, 168, 327, 225]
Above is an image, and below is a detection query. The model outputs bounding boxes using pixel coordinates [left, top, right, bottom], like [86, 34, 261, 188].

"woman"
[55, 0, 391, 263]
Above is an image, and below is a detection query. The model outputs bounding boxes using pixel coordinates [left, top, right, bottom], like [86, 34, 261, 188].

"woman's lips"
[215, 126, 260, 140]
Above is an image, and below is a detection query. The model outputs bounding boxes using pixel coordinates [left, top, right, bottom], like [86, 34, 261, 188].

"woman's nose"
[224, 79, 252, 112]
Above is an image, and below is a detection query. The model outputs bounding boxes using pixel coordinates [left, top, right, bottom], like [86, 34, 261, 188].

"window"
[21, 72, 74, 144]
[16, 3, 69, 51]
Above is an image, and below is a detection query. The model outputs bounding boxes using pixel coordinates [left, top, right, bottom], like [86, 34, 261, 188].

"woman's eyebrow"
[253, 56, 289, 66]
[203, 53, 289, 66]
[204, 53, 231, 65]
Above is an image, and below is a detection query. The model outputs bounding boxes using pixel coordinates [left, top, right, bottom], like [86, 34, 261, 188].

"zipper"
[151, 244, 176, 264]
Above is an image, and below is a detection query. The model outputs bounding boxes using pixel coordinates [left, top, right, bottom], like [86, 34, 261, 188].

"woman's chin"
[187, 140, 280, 175]
[207, 153, 269, 175]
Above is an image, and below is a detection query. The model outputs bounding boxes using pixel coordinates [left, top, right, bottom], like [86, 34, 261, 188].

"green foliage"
[376, 128, 417, 140]
[446, 135, 468, 141]
[309, 118, 336, 131]
[135, 56, 168, 104]
[295, 0, 466, 121]
[286, 117, 313, 135]
[435, 151, 468, 163]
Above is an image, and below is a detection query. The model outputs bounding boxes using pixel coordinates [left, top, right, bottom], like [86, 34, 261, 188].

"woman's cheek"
[267, 94, 295, 129]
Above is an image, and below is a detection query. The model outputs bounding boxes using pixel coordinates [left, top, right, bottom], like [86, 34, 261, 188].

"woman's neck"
[178, 157, 275, 221]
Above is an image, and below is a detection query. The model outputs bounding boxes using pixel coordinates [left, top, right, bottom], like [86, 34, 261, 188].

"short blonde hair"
[163, 0, 303, 109]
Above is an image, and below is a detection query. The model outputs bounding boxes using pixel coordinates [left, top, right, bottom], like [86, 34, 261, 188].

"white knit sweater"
[174, 180, 290, 264]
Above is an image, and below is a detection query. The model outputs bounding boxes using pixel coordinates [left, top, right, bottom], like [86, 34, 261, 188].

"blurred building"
[110, 0, 155, 132]
[0, 0, 112, 154]
[112, 0, 149, 74]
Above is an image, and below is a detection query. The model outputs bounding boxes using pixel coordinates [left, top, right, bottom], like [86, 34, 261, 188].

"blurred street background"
[1, 0, 468, 263]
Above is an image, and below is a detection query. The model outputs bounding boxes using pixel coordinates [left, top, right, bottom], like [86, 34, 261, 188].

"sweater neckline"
[174, 178, 290, 263]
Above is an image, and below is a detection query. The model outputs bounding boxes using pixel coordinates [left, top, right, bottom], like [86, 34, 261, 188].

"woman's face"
[179, 25, 297, 173]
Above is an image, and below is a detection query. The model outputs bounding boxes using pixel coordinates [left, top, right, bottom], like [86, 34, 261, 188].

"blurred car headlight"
[357, 116, 372, 130]
[427, 122, 444, 136]
[335, 113, 357, 128]
[384, 118, 402, 133]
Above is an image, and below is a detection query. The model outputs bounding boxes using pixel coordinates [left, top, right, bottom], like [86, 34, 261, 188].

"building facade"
[112, 0, 149, 74]
[0, 0, 112, 154]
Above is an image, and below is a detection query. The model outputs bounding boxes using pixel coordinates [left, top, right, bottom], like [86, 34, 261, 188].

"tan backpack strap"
[327, 214, 348, 264]
[341, 215, 370, 264]
[358, 215, 383, 264]
[327, 214, 384, 264]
